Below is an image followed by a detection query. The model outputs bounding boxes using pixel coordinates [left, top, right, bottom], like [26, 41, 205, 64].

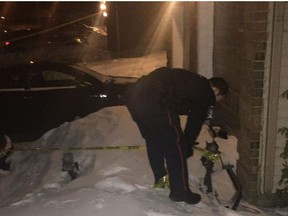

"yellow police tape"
[193, 146, 221, 162]
[9, 145, 220, 161]
[13, 145, 147, 152]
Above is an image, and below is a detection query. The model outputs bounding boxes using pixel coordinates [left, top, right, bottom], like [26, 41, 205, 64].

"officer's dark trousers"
[127, 105, 190, 193]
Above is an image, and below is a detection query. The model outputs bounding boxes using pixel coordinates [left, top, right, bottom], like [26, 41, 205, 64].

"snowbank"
[0, 106, 267, 216]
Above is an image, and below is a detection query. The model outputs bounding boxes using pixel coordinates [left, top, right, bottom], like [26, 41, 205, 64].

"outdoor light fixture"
[100, 2, 106, 10]
[100, 1, 108, 17]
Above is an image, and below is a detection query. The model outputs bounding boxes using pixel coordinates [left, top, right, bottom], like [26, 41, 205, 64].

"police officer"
[125, 67, 228, 204]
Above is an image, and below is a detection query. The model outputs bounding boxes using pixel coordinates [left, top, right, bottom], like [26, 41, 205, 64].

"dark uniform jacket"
[125, 67, 216, 145]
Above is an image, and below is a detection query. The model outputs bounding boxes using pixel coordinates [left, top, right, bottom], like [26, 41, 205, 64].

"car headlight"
[99, 94, 107, 98]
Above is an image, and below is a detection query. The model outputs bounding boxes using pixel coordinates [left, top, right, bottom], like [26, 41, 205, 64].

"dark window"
[29, 70, 78, 87]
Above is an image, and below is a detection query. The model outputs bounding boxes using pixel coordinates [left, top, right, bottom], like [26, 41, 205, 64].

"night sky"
[0, 2, 168, 55]
[0, 2, 102, 30]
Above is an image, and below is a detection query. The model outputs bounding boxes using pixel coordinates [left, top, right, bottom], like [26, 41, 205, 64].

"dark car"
[0, 61, 137, 141]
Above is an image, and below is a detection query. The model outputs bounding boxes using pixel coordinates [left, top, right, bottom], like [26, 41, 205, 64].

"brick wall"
[213, 2, 269, 203]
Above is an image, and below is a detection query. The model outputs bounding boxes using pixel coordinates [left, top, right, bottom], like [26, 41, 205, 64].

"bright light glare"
[4, 30, 7, 33]
[1, 16, 5, 20]
[141, 2, 176, 56]
[76, 38, 82, 43]
[100, 94, 107, 98]
[5, 41, 10, 46]
[100, 3, 106, 10]
[29, 61, 34, 64]
[103, 12, 108, 17]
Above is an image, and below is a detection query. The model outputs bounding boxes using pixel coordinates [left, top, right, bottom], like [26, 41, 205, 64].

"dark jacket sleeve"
[183, 88, 215, 145]
[183, 106, 208, 145]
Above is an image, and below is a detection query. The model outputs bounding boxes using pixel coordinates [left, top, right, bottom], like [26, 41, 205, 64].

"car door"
[26, 64, 102, 131]
[0, 66, 32, 133]
[68, 66, 106, 117]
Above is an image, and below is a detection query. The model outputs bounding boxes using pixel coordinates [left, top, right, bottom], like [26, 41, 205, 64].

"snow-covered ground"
[0, 52, 287, 216]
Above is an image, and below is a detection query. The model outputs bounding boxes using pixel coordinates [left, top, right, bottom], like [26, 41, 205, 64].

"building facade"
[107, 2, 288, 204]
[168, 2, 288, 205]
